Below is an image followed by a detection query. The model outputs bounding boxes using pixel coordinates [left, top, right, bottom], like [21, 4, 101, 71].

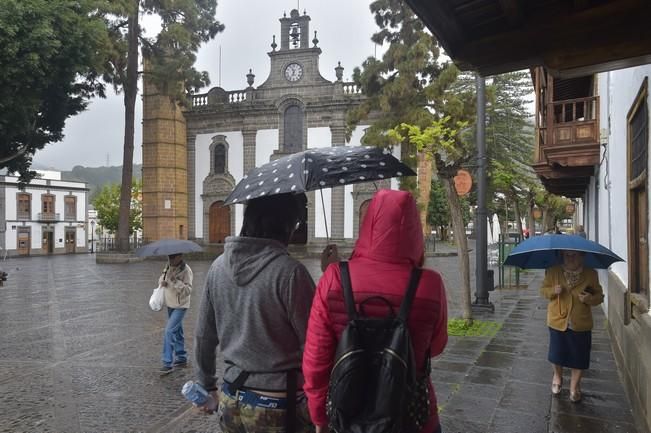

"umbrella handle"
[320, 188, 329, 242]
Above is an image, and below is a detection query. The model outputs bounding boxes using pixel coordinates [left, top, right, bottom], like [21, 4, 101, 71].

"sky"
[33, 0, 382, 170]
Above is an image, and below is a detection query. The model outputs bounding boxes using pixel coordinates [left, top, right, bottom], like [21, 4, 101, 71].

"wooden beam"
[498, 0, 522, 26]
[420, 0, 651, 76]
[404, 0, 464, 56]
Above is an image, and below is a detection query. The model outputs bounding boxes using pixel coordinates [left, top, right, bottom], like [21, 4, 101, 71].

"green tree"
[351, 0, 477, 320]
[427, 175, 471, 241]
[103, 0, 224, 251]
[485, 71, 537, 237]
[93, 180, 142, 234]
[0, 0, 109, 182]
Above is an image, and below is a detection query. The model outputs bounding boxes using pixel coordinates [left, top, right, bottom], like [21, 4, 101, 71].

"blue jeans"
[161, 307, 187, 367]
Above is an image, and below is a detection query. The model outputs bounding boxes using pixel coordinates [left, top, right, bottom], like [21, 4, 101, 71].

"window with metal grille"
[214, 144, 226, 174]
[283, 105, 303, 153]
[627, 78, 649, 302]
[42, 194, 54, 214]
[17, 193, 30, 219]
[65, 196, 76, 220]
[631, 96, 648, 180]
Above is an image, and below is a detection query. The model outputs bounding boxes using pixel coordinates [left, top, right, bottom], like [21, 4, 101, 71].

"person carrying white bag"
[153, 253, 193, 376]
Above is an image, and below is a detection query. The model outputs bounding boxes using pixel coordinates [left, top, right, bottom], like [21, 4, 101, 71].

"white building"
[583, 67, 651, 429]
[0, 171, 89, 256]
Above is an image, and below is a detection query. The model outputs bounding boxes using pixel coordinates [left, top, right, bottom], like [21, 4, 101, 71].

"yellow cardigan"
[539, 266, 604, 332]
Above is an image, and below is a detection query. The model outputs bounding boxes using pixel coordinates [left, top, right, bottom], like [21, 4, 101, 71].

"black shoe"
[173, 360, 188, 368]
[159, 366, 174, 376]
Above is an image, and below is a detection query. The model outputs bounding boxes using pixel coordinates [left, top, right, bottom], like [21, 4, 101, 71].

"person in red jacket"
[303, 189, 448, 433]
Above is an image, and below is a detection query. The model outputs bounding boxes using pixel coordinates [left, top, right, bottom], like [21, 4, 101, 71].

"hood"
[222, 236, 288, 286]
[352, 189, 424, 266]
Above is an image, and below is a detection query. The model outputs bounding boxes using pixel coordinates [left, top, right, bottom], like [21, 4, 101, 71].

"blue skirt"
[548, 327, 592, 370]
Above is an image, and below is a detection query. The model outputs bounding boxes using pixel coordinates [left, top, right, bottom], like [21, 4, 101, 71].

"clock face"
[284, 63, 303, 82]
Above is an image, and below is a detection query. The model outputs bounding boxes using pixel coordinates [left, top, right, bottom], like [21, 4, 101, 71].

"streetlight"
[90, 220, 95, 254]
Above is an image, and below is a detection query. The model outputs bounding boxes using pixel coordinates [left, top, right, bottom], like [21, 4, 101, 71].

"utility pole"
[473, 74, 494, 312]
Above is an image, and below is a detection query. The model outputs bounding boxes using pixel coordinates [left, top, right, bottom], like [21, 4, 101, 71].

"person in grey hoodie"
[194, 193, 316, 433]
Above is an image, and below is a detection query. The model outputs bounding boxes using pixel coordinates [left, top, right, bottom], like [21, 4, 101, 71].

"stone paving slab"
[0, 253, 644, 433]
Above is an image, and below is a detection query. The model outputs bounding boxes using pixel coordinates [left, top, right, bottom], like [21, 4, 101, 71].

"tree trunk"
[117, 4, 139, 252]
[542, 206, 554, 233]
[442, 176, 472, 321]
[513, 197, 523, 240]
[417, 153, 433, 236]
[527, 199, 535, 237]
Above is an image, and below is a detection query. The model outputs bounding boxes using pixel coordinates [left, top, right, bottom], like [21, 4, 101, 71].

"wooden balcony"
[541, 96, 600, 166]
[533, 94, 600, 196]
[37, 212, 60, 222]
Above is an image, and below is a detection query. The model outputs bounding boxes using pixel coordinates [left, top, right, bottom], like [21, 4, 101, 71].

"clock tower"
[261, 9, 329, 89]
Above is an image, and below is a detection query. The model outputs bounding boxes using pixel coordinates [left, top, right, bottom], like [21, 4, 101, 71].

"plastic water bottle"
[182, 381, 217, 412]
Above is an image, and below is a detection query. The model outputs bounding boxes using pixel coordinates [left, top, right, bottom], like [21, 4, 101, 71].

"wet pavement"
[0, 248, 643, 433]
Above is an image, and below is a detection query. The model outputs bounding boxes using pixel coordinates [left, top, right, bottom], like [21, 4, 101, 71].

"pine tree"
[101, 0, 223, 251]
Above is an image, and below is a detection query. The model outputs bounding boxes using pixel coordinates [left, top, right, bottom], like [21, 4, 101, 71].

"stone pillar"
[330, 124, 346, 240]
[242, 129, 257, 174]
[142, 74, 188, 242]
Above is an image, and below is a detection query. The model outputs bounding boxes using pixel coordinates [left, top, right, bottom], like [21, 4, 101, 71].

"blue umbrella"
[135, 239, 203, 257]
[503, 234, 624, 269]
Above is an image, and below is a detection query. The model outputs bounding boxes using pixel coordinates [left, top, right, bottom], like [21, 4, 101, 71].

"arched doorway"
[359, 199, 371, 232]
[209, 201, 230, 243]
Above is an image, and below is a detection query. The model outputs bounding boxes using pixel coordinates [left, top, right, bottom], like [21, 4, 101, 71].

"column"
[330, 124, 346, 240]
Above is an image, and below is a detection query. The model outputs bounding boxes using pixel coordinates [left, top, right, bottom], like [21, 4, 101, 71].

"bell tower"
[280, 9, 310, 50]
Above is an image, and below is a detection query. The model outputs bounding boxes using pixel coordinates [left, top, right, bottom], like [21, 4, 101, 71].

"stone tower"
[141, 71, 189, 242]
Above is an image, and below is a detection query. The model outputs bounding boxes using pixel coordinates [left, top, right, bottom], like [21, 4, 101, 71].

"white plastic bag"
[149, 286, 165, 311]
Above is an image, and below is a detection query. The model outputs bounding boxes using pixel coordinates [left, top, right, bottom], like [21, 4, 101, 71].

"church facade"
[142, 10, 399, 245]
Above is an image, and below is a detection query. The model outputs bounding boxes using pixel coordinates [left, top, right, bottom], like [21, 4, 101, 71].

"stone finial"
[246, 69, 255, 87]
[271, 35, 277, 51]
[312, 30, 319, 47]
[335, 61, 344, 81]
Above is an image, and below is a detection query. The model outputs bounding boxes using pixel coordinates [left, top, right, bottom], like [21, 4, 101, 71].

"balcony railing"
[535, 96, 600, 166]
[37, 212, 60, 221]
[17, 212, 31, 220]
[547, 96, 599, 146]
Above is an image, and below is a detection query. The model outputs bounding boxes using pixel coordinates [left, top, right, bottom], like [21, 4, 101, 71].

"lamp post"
[90, 220, 95, 254]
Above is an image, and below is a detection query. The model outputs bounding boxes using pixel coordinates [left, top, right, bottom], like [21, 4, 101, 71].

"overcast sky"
[33, 0, 381, 170]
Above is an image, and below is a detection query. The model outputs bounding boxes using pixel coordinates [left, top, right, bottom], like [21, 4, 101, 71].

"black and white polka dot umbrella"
[224, 146, 416, 205]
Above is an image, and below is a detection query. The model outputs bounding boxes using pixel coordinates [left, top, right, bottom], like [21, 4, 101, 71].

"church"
[142, 9, 401, 246]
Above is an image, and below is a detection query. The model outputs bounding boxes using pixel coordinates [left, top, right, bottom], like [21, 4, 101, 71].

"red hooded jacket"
[303, 189, 448, 431]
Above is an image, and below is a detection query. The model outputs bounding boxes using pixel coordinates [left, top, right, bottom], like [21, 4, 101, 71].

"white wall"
[308, 127, 333, 238]
[2, 176, 87, 252]
[596, 67, 651, 290]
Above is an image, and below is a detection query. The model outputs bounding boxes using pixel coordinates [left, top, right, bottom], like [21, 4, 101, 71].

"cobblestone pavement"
[0, 249, 642, 433]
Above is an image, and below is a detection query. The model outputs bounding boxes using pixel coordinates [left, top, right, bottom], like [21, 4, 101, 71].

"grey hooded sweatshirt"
[194, 236, 316, 392]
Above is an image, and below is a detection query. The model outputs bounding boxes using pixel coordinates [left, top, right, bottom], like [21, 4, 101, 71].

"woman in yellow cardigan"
[540, 250, 604, 403]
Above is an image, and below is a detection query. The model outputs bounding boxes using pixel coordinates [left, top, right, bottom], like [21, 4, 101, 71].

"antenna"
[219, 45, 222, 87]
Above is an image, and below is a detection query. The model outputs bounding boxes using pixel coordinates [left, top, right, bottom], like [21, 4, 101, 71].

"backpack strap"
[285, 369, 297, 433]
[398, 268, 423, 322]
[339, 261, 359, 321]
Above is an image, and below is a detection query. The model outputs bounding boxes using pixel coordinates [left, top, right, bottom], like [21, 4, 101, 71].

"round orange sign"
[565, 203, 576, 214]
[453, 169, 472, 196]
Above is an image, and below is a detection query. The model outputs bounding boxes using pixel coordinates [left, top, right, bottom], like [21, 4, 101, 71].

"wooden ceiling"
[405, 0, 651, 77]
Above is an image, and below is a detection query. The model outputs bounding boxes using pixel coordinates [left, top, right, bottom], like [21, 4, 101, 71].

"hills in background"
[60, 165, 142, 199]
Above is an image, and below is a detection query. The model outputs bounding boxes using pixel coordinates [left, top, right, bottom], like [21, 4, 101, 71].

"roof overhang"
[405, 0, 651, 77]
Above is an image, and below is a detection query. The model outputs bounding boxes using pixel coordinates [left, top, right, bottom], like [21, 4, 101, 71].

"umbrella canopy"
[135, 239, 203, 257]
[503, 234, 624, 269]
[223, 146, 416, 205]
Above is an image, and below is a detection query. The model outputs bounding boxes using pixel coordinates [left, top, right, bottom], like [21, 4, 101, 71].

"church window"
[214, 144, 226, 174]
[283, 105, 303, 153]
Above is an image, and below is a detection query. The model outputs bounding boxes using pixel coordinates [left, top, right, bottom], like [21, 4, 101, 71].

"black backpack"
[326, 261, 429, 433]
